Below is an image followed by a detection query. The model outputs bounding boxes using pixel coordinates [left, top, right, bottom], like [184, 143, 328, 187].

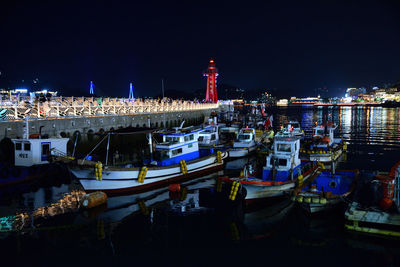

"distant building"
[346, 88, 366, 97]
[276, 99, 288, 106]
[289, 96, 320, 106]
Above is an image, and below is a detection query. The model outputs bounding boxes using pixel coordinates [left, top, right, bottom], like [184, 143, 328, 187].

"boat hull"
[300, 142, 344, 163]
[71, 152, 228, 195]
[345, 202, 400, 237]
[244, 182, 296, 203]
[299, 198, 342, 213]
[222, 164, 320, 204]
[228, 146, 256, 158]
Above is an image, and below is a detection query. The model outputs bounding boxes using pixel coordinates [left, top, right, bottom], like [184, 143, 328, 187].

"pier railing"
[0, 97, 219, 121]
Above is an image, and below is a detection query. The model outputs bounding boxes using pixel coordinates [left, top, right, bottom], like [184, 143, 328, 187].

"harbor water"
[1, 106, 400, 266]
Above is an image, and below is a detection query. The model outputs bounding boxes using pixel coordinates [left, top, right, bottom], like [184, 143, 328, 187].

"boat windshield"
[270, 157, 288, 167]
[198, 136, 204, 141]
[238, 134, 251, 140]
[165, 136, 180, 143]
[292, 123, 300, 129]
[277, 143, 291, 152]
[315, 129, 324, 135]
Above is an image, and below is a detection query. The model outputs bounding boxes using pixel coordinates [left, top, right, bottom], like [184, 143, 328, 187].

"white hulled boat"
[70, 127, 228, 195]
[228, 128, 258, 158]
[222, 135, 320, 204]
[198, 118, 226, 149]
[300, 121, 347, 165]
[1, 118, 70, 188]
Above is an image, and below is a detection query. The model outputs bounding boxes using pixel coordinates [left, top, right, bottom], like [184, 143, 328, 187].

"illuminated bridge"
[0, 96, 220, 140]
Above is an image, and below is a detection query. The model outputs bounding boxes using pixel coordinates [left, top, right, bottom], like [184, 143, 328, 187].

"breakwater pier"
[0, 96, 221, 140]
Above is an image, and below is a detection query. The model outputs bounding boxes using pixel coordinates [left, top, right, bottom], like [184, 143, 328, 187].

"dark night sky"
[1, 0, 400, 98]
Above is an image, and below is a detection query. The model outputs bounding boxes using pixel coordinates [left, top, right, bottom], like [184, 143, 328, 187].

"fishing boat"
[344, 161, 400, 237]
[198, 118, 226, 149]
[219, 122, 241, 142]
[300, 121, 347, 167]
[228, 128, 258, 158]
[221, 135, 320, 204]
[0, 119, 70, 188]
[292, 169, 359, 213]
[70, 126, 228, 195]
[275, 120, 304, 138]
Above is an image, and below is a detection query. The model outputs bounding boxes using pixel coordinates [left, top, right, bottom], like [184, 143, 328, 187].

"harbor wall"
[0, 109, 219, 141]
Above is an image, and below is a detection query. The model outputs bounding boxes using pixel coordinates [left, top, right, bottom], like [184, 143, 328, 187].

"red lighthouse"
[203, 59, 219, 103]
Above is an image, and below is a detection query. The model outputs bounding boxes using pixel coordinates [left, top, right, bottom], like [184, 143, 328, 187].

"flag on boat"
[260, 107, 266, 117]
[264, 115, 273, 129]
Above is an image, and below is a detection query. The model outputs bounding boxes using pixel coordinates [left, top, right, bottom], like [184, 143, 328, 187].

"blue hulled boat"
[293, 169, 359, 213]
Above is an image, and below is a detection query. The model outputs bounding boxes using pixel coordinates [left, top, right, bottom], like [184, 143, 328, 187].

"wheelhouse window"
[277, 143, 291, 152]
[269, 158, 287, 167]
[15, 142, 22, 151]
[211, 134, 216, 141]
[238, 134, 250, 140]
[292, 123, 300, 129]
[166, 136, 180, 143]
[24, 143, 31, 151]
[172, 148, 183, 156]
[198, 136, 204, 141]
[41, 143, 50, 156]
[184, 134, 195, 142]
[315, 129, 324, 135]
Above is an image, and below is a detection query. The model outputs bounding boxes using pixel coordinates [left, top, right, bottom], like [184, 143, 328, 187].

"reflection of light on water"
[301, 109, 314, 137]
[333, 106, 400, 147]
[0, 190, 86, 232]
[341, 107, 352, 141]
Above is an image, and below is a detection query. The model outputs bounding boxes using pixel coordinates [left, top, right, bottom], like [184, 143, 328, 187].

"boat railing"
[50, 147, 68, 157]
[0, 97, 220, 121]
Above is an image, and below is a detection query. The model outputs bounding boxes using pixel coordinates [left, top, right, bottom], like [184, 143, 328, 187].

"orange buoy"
[379, 197, 393, 211]
[81, 191, 108, 209]
[376, 175, 395, 200]
[389, 160, 400, 178]
[168, 184, 181, 192]
[321, 136, 330, 143]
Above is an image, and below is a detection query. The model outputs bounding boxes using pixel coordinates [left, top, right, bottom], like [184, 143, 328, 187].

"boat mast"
[148, 118, 153, 160]
[105, 133, 111, 166]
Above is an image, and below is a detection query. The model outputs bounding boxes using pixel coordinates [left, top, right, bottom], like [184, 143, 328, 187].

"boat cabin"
[285, 121, 301, 132]
[263, 136, 301, 181]
[198, 125, 219, 146]
[277, 121, 303, 137]
[12, 138, 69, 167]
[220, 123, 240, 134]
[312, 123, 337, 147]
[233, 128, 256, 148]
[155, 128, 203, 166]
